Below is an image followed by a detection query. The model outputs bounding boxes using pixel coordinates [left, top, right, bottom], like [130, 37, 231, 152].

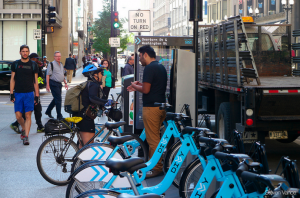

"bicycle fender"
[69, 160, 114, 182]
[72, 142, 108, 160]
[74, 143, 123, 161]
[68, 160, 107, 180]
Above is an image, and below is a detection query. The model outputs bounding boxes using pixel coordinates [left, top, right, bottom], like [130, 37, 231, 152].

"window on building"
[258, 0, 264, 16]
[184, 3, 186, 16]
[269, 0, 276, 15]
[212, 4, 217, 21]
[222, 0, 227, 20]
[247, 0, 252, 16]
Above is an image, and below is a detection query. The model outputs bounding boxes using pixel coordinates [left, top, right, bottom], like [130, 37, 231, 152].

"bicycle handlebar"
[236, 162, 248, 177]
[181, 126, 210, 136]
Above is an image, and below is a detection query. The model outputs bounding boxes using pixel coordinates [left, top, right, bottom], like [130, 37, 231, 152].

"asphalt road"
[0, 59, 299, 197]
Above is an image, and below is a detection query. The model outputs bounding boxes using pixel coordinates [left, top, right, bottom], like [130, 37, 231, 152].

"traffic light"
[48, 6, 56, 24]
[112, 12, 119, 29]
[114, 29, 120, 36]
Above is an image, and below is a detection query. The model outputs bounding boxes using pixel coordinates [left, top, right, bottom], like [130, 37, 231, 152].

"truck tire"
[277, 132, 299, 143]
[216, 102, 231, 141]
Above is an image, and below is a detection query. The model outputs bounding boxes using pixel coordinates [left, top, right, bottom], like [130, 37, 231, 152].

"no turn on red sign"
[128, 10, 151, 32]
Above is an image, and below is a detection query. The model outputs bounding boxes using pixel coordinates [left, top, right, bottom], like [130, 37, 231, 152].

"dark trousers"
[46, 80, 63, 118]
[103, 87, 111, 100]
[13, 102, 42, 126]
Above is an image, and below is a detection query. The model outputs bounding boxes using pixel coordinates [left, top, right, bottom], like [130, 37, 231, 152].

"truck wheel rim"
[219, 114, 225, 139]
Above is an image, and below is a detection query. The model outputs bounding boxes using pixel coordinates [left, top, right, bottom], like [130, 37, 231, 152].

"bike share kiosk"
[133, 36, 195, 134]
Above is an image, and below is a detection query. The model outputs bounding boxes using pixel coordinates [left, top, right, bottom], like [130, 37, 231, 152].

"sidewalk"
[0, 68, 180, 198]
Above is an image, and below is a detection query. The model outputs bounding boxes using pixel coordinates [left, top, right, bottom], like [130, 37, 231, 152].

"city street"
[0, 59, 300, 197]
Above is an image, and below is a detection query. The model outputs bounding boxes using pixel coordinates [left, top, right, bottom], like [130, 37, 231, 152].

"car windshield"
[0, 63, 10, 71]
[240, 33, 274, 51]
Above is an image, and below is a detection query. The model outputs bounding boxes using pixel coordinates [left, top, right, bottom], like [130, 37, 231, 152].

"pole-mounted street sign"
[128, 10, 151, 32]
[109, 37, 120, 47]
[33, 29, 41, 40]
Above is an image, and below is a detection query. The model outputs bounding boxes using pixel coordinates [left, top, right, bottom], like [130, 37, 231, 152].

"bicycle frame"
[99, 131, 206, 195]
[216, 171, 265, 198]
[189, 154, 266, 198]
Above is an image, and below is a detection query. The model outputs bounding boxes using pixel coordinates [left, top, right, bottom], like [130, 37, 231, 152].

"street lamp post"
[282, 0, 294, 24]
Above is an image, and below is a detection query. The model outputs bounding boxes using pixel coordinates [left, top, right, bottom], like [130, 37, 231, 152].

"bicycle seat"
[108, 135, 134, 146]
[154, 102, 172, 110]
[105, 121, 126, 129]
[65, 117, 83, 124]
[181, 126, 210, 136]
[105, 157, 146, 174]
[118, 193, 161, 198]
[205, 131, 218, 137]
[166, 112, 189, 121]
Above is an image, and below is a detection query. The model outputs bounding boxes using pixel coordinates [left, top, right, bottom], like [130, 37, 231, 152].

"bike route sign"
[128, 10, 151, 32]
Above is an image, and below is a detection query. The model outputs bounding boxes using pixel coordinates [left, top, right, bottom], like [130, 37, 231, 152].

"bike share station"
[120, 36, 221, 194]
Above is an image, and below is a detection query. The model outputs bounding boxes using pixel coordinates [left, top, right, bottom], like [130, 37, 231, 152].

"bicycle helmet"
[82, 64, 103, 77]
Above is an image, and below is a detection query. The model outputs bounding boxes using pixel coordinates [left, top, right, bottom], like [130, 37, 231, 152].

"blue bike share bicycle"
[74, 135, 300, 198]
[36, 98, 148, 186]
[65, 109, 211, 197]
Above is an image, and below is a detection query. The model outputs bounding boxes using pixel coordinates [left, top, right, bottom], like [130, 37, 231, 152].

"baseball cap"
[43, 56, 47, 58]
[29, 53, 39, 59]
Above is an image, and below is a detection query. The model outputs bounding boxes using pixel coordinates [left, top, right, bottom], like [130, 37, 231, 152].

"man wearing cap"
[10, 45, 39, 145]
[43, 56, 49, 68]
[10, 53, 45, 134]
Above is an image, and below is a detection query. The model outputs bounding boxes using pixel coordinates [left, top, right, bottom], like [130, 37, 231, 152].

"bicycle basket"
[45, 119, 72, 135]
[108, 108, 122, 122]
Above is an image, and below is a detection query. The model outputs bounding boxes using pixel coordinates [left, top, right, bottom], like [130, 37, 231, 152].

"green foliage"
[92, 0, 130, 57]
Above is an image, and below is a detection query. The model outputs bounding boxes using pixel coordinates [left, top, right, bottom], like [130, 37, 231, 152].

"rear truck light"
[246, 119, 254, 126]
[246, 109, 254, 116]
[297, 131, 300, 134]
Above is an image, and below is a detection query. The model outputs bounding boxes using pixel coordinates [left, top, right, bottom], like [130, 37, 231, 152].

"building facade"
[153, 0, 170, 36]
[140, 0, 154, 36]
[0, 0, 92, 65]
[0, 0, 44, 60]
[207, 0, 291, 25]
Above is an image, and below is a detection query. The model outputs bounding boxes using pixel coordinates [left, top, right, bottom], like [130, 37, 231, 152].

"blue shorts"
[14, 92, 34, 113]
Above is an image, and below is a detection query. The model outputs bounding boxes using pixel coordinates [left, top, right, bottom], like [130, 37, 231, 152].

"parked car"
[0, 60, 46, 91]
[0, 61, 13, 91]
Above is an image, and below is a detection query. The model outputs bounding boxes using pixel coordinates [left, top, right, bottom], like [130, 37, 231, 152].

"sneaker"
[37, 125, 45, 133]
[23, 136, 30, 145]
[20, 130, 25, 140]
[45, 112, 54, 119]
[10, 123, 20, 134]
[57, 116, 65, 120]
[146, 169, 164, 179]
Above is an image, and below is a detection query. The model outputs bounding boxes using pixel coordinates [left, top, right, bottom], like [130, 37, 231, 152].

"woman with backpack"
[75, 64, 107, 148]
[101, 59, 115, 100]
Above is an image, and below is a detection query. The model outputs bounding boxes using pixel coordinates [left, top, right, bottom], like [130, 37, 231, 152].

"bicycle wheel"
[36, 135, 78, 186]
[71, 143, 125, 173]
[163, 139, 185, 188]
[179, 158, 204, 198]
[121, 132, 148, 162]
[66, 178, 110, 198]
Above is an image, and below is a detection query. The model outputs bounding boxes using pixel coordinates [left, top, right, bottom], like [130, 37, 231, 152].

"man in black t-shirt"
[127, 45, 167, 178]
[10, 45, 39, 145]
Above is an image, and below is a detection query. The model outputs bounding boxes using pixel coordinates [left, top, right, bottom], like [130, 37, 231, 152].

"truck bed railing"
[199, 15, 260, 88]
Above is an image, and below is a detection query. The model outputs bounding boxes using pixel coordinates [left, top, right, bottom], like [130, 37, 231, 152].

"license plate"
[269, 131, 288, 139]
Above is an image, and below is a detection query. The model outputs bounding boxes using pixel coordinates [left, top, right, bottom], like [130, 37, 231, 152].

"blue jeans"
[46, 80, 63, 118]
